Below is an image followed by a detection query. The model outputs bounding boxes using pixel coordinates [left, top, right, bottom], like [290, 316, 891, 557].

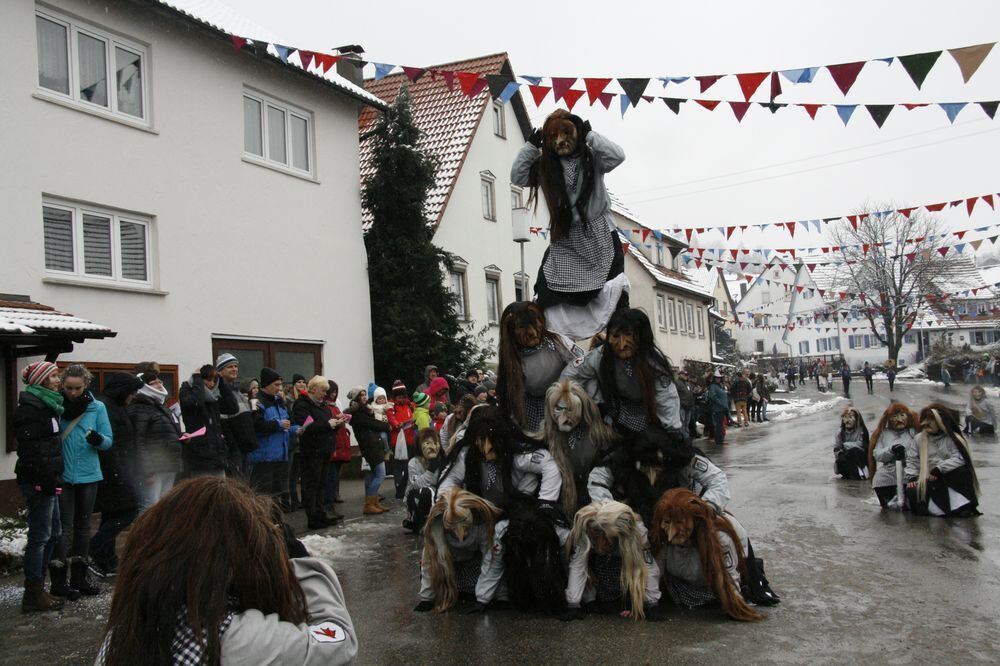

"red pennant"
[925, 202, 946, 212]
[736, 72, 769, 101]
[903, 103, 929, 110]
[584, 78, 612, 105]
[726, 226, 736, 239]
[784, 222, 796, 237]
[769, 71, 782, 101]
[801, 104, 823, 119]
[827, 61, 866, 95]
[862, 244, 870, 254]
[551, 77, 578, 102]
[562, 88, 585, 111]
[898, 207, 915, 218]
[906, 251, 918, 263]
[796, 285, 804, 293]
[949, 200, 963, 207]
[984, 194, 995, 210]
[231, 35, 247, 51]
[821, 247, 830, 253]
[967, 197, 979, 215]
[438, 70, 456, 92]
[641, 229, 651, 242]
[847, 215, 858, 230]
[597, 92, 615, 109]
[457, 72, 487, 98]
[842, 327, 848, 332]
[695, 259, 702, 268]
[807, 264, 817, 272]
[739, 262, 749, 270]
[621, 241, 630, 253]
[316, 54, 342, 74]
[402, 66, 426, 83]
[730, 249, 739, 259]
[696, 99, 721, 111]
[859, 213, 869, 222]
[729, 101, 751, 122]
[696, 75, 722, 93]
[938, 247, 949, 257]
[528, 85, 551, 106]
[685, 229, 693, 242]
[955, 230, 967, 239]
[818, 288, 826, 296]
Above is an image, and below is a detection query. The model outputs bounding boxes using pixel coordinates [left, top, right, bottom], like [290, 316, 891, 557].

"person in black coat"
[292, 377, 345, 529]
[13, 361, 66, 613]
[346, 387, 391, 514]
[178, 365, 239, 477]
[90, 372, 144, 577]
[129, 371, 183, 509]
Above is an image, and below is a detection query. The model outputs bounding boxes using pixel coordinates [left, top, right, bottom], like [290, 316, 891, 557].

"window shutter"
[119, 220, 147, 280]
[43, 206, 74, 271]
[82, 213, 113, 276]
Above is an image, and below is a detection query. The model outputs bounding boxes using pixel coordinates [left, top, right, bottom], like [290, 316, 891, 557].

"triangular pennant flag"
[660, 76, 690, 86]
[726, 226, 736, 239]
[905, 252, 917, 263]
[955, 243, 966, 255]
[231, 35, 247, 51]
[618, 78, 650, 107]
[865, 104, 893, 128]
[619, 94, 630, 117]
[761, 102, 785, 114]
[402, 66, 426, 83]
[729, 101, 751, 122]
[966, 197, 979, 215]
[457, 72, 487, 98]
[561, 88, 585, 111]
[528, 85, 551, 106]
[550, 77, 578, 102]
[938, 247, 949, 257]
[274, 45, 292, 64]
[685, 228, 693, 242]
[695, 75, 722, 93]
[373, 62, 395, 80]
[898, 51, 943, 89]
[662, 98, 683, 114]
[947, 43, 995, 83]
[977, 101, 999, 119]
[730, 249, 739, 260]
[940, 103, 967, 123]
[770, 71, 782, 101]
[439, 70, 456, 92]
[847, 215, 859, 230]
[297, 51, 314, 70]
[641, 229, 651, 242]
[984, 194, 995, 210]
[597, 92, 615, 109]
[903, 103, 929, 110]
[736, 72, 769, 101]
[486, 74, 516, 100]
[835, 104, 858, 125]
[827, 61, 866, 95]
[926, 202, 946, 212]
[801, 103, 823, 119]
[584, 78, 612, 105]
[498, 82, 521, 104]
[971, 239, 984, 250]
[519, 75, 542, 86]
[898, 207, 915, 219]
[783, 222, 796, 237]
[696, 99, 721, 111]
[780, 67, 818, 84]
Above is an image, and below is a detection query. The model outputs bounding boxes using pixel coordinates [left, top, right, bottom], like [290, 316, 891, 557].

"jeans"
[865, 377, 874, 392]
[251, 461, 289, 496]
[89, 508, 137, 569]
[365, 461, 386, 496]
[843, 379, 851, 397]
[139, 472, 176, 511]
[761, 400, 769, 420]
[712, 412, 726, 445]
[56, 482, 98, 562]
[19, 484, 62, 582]
[324, 461, 346, 504]
[299, 451, 329, 518]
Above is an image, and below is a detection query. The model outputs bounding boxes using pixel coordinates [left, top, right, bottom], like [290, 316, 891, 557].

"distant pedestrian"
[247, 368, 297, 506]
[841, 364, 851, 398]
[292, 376, 344, 529]
[347, 387, 391, 515]
[732, 369, 752, 427]
[215, 354, 256, 478]
[179, 364, 239, 479]
[387, 381, 416, 500]
[415, 365, 439, 395]
[706, 371, 729, 445]
[798, 360, 806, 387]
[863, 362, 874, 394]
[941, 363, 952, 388]
[323, 381, 352, 508]
[886, 365, 896, 392]
[129, 370, 182, 510]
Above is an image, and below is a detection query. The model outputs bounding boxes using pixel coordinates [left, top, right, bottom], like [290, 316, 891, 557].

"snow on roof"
[154, 0, 385, 107]
[624, 240, 712, 299]
[0, 300, 115, 338]
[978, 263, 1000, 288]
[358, 53, 510, 229]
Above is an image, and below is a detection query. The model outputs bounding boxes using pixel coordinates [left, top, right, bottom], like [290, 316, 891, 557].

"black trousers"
[874, 485, 897, 509]
[89, 508, 137, 568]
[299, 451, 329, 519]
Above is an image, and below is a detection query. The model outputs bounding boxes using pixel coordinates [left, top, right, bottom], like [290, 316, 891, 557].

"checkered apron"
[591, 551, 624, 602]
[665, 577, 718, 608]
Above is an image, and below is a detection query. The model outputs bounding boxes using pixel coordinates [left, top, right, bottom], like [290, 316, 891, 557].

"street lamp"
[512, 206, 531, 302]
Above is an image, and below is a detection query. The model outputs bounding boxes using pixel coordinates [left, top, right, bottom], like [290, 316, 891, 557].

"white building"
[0, 0, 385, 511]
[358, 54, 548, 363]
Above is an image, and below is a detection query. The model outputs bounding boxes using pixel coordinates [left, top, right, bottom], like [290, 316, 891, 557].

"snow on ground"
[896, 364, 926, 379]
[768, 395, 847, 422]
[301, 520, 397, 562]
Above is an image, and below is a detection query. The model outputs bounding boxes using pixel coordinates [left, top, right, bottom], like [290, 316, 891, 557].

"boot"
[324, 507, 345, 525]
[376, 497, 392, 512]
[22, 580, 64, 613]
[363, 496, 388, 515]
[70, 560, 102, 596]
[49, 562, 80, 601]
[307, 513, 331, 530]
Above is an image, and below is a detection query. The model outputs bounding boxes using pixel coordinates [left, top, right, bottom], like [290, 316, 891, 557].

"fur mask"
[841, 411, 857, 430]
[971, 386, 986, 401]
[420, 435, 440, 460]
[867, 402, 915, 477]
[608, 329, 638, 360]
[543, 111, 579, 156]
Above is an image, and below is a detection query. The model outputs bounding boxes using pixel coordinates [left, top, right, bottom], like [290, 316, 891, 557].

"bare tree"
[826, 204, 959, 364]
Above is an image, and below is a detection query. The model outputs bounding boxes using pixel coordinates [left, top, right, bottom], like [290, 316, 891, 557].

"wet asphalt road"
[1, 378, 997, 664]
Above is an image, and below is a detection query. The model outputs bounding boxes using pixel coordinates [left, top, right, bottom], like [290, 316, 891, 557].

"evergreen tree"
[362, 86, 491, 390]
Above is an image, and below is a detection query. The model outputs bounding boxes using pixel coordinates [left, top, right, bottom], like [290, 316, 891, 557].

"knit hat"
[466, 368, 479, 380]
[412, 391, 430, 408]
[215, 353, 238, 371]
[373, 386, 387, 401]
[713, 369, 723, 379]
[391, 379, 407, 395]
[367, 382, 378, 400]
[260, 367, 281, 388]
[474, 384, 488, 397]
[484, 378, 497, 391]
[347, 386, 367, 402]
[292, 373, 307, 384]
[22, 361, 60, 386]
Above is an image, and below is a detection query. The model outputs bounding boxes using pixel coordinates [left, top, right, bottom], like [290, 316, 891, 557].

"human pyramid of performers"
[405, 110, 780, 622]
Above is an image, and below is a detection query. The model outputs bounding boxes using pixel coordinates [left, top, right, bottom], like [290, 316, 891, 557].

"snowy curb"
[767, 396, 848, 422]
[0, 525, 27, 574]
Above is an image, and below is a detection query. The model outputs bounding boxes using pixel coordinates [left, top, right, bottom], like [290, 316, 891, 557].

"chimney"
[333, 44, 365, 87]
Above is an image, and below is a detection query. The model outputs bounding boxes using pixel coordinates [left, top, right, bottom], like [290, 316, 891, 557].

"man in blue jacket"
[248, 367, 299, 502]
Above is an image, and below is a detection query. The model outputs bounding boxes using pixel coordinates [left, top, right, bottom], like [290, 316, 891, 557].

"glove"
[891, 444, 907, 460]
[528, 127, 543, 148]
[281, 523, 309, 559]
[560, 606, 585, 622]
[460, 601, 487, 614]
[644, 604, 668, 622]
[413, 600, 434, 612]
[86, 430, 104, 447]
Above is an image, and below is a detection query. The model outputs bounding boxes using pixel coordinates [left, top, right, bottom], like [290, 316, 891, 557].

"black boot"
[70, 560, 102, 596]
[48, 561, 80, 601]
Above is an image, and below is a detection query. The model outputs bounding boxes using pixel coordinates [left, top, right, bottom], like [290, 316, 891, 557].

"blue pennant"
[520, 75, 542, 86]
[652, 230, 663, 241]
[835, 105, 858, 125]
[877, 57, 894, 65]
[955, 243, 966, 254]
[940, 102, 968, 124]
[373, 62, 395, 80]
[620, 94, 631, 117]
[658, 76, 690, 86]
[274, 45, 291, 63]
[498, 81, 521, 104]
[780, 67, 817, 84]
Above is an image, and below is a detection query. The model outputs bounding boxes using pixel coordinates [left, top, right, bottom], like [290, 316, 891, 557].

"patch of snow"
[0, 527, 26, 558]
[896, 364, 926, 379]
[769, 396, 847, 422]
[301, 521, 396, 562]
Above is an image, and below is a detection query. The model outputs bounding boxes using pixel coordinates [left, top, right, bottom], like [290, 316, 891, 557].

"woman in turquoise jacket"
[52, 364, 112, 598]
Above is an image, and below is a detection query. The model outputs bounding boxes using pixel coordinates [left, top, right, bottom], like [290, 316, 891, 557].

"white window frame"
[668, 298, 677, 331]
[492, 101, 506, 138]
[655, 243, 665, 266]
[686, 303, 695, 335]
[243, 89, 314, 177]
[35, 7, 150, 126]
[480, 172, 496, 221]
[42, 197, 153, 288]
[510, 187, 523, 211]
[448, 262, 469, 321]
[656, 294, 667, 329]
[485, 273, 502, 324]
[696, 306, 704, 337]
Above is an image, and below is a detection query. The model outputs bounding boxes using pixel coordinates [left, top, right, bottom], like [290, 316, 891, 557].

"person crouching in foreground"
[834, 408, 870, 480]
[97, 477, 357, 665]
[403, 428, 443, 533]
[867, 403, 916, 509]
[905, 404, 981, 517]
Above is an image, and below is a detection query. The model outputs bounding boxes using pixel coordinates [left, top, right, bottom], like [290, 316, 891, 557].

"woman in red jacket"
[323, 381, 352, 509]
[386, 380, 415, 499]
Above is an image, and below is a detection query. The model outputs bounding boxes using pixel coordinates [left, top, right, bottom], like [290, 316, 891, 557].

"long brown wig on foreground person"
[651, 489, 763, 622]
[100, 478, 307, 665]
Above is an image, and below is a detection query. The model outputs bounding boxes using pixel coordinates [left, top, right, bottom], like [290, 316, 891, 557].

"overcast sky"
[230, 0, 1000, 252]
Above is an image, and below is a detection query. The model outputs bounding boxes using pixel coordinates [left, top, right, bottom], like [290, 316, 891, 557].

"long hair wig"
[837, 407, 870, 450]
[525, 110, 595, 242]
[496, 302, 566, 427]
[101, 478, 308, 665]
[598, 308, 675, 423]
[650, 488, 763, 622]
[566, 501, 648, 620]
[422, 488, 502, 612]
[868, 403, 916, 477]
[916, 404, 980, 501]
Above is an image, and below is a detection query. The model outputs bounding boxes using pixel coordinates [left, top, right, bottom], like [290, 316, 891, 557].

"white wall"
[0, 0, 374, 479]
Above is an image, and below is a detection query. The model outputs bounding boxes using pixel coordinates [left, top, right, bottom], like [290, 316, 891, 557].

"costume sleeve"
[476, 520, 507, 604]
[873, 432, 895, 464]
[587, 465, 615, 503]
[655, 376, 682, 429]
[560, 349, 604, 405]
[716, 531, 742, 590]
[586, 131, 625, 174]
[439, 417, 452, 450]
[904, 433, 922, 478]
[437, 448, 467, 495]
[511, 143, 541, 187]
[687, 455, 730, 512]
[407, 458, 437, 490]
[637, 524, 662, 605]
[934, 437, 967, 474]
[565, 542, 589, 607]
[514, 450, 562, 502]
[833, 432, 844, 453]
[221, 558, 357, 666]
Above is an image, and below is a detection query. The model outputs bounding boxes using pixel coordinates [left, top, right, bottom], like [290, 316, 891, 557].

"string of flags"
[228, 34, 998, 126]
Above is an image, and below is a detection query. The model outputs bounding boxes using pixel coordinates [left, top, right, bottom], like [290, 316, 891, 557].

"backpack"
[742, 539, 781, 606]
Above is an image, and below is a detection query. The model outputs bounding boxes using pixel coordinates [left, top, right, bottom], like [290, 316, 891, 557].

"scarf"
[203, 383, 220, 403]
[137, 383, 168, 405]
[62, 391, 93, 420]
[25, 384, 64, 416]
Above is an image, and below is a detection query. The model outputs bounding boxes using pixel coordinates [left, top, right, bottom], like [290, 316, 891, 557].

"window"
[42, 199, 151, 286]
[448, 269, 468, 320]
[818, 338, 828, 353]
[492, 101, 506, 138]
[485, 274, 501, 324]
[760, 289, 771, 303]
[243, 90, 312, 174]
[655, 244, 665, 266]
[656, 295, 667, 329]
[696, 306, 704, 336]
[35, 9, 148, 123]
[686, 303, 695, 335]
[798, 341, 810, 355]
[510, 187, 523, 210]
[668, 298, 677, 331]
[480, 173, 496, 221]
[903, 333, 916, 345]
[755, 340, 765, 353]
[978, 302, 988, 315]
[211, 339, 322, 386]
[56, 361, 179, 402]
[830, 336, 840, 350]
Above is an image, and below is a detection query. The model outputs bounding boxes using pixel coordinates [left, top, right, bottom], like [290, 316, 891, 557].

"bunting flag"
[949, 43, 995, 82]
[898, 51, 943, 89]
[619, 78, 651, 107]
[827, 61, 866, 95]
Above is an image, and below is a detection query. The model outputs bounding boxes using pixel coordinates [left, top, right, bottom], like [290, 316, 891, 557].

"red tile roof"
[358, 53, 511, 229]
